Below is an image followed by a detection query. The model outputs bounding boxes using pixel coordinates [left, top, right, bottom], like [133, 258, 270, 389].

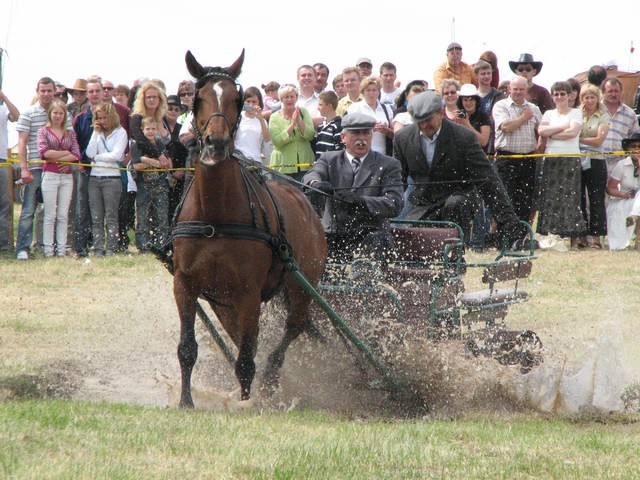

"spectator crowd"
[1, 43, 640, 261]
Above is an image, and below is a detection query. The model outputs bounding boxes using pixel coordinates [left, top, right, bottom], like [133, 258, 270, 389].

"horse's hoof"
[179, 395, 195, 409]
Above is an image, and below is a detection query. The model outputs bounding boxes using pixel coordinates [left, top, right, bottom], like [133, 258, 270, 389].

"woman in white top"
[86, 102, 127, 256]
[347, 76, 394, 155]
[536, 81, 585, 246]
[234, 86, 272, 165]
[606, 133, 640, 250]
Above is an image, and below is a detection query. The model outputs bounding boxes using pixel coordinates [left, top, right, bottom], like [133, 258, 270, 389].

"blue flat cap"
[342, 112, 376, 130]
[408, 91, 443, 122]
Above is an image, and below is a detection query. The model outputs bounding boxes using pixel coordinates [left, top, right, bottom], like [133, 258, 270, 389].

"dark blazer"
[393, 117, 517, 227]
[303, 150, 403, 234]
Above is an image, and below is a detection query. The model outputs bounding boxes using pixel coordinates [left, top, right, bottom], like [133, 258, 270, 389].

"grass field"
[1, 244, 640, 478]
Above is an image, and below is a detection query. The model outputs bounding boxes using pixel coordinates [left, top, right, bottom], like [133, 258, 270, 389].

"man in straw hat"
[67, 78, 89, 118]
[393, 90, 528, 248]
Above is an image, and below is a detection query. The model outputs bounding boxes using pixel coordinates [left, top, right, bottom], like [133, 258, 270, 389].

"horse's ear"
[185, 50, 205, 79]
[227, 49, 245, 79]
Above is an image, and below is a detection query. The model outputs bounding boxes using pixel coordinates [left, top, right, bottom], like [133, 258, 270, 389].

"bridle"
[191, 68, 244, 148]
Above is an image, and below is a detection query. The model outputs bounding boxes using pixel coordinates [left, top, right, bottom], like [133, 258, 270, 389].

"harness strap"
[172, 221, 293, 262]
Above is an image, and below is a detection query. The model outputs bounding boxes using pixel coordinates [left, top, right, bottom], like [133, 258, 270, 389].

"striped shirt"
[314, 116, 344, 159]
[602, 102, 640, 154]
[37, 127, 82, 174]
[15, 103, 49, 166]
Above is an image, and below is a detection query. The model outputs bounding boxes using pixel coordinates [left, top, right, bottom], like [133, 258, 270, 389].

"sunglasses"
[103, 86, 114, 91]
[443, 90, 458, 96]
[517, 67, 533, 73]
[54, 93, 67, 98]
[552, 92, 567, 97]
[179, 92, 194, 98]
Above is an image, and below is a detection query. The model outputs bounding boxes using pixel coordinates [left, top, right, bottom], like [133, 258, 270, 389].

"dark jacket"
[393, 117, 517, 228]
[303, 149, 403, 234]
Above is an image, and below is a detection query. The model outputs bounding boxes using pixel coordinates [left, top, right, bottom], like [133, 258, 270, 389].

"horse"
[171, 50, 327, 407]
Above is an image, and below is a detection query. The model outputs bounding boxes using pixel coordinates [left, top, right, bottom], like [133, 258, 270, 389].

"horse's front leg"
[175, 280, 199, 408]
[236, 336, 257, 401]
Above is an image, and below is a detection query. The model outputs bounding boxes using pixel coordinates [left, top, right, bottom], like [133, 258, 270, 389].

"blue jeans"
[0, 162, 11, 250]
[16, 169, 42, 254]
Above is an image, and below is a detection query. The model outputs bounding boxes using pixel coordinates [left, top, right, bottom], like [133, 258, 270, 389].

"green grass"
[1, 400, 639, 479]
[2, 236, 640, 478]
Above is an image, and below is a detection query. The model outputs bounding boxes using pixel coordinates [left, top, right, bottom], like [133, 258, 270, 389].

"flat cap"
[356, 57, 372, 66]
[447, 42, 462, 51]
[408, 91, 443, 122]
[342, 112, 376, 130]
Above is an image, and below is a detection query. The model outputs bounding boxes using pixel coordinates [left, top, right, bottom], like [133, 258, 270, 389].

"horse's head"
[186, 49, 244, 166]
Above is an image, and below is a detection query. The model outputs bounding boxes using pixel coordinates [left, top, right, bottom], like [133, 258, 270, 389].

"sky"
[2, 0, 639, 145]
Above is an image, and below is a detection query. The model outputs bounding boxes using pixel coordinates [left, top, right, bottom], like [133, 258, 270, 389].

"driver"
[303, 112, 403, 263]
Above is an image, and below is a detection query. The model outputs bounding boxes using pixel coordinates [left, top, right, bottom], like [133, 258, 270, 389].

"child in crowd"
[314, 90, 344, 159]
[261, 81, 281, 120]
[131, 116, 172, 252]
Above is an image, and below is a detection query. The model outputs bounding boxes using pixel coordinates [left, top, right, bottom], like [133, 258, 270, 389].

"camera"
[456, 109, 466, 119]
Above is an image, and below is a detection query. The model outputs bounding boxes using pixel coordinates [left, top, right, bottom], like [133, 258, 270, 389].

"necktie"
[352, 157, 361, 174]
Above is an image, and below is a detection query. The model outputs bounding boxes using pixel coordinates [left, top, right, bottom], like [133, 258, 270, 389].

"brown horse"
[172, 50, 327, 407]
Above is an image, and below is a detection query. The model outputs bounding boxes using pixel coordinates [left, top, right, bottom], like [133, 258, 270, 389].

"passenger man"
[601, 77, 640, 172]
[433, 43, 477, 93]
[393, 90, 526, 247]
[15, 77, 57, 260]
[303, 112, 403, 262]
[492, 76, 542, 223]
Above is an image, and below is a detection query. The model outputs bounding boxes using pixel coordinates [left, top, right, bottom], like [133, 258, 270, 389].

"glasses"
[103, 87, 114, 91]
[552, 92, 567, 96]
[517, 67, 533, 73]
[54, 93, 67, 98]
[443, 90, 458, 96]
[179, 92, 194, 98]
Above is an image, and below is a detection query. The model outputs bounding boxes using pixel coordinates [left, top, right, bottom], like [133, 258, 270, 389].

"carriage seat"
[387, 226, 464, 282]
[458, 258, 532, 325]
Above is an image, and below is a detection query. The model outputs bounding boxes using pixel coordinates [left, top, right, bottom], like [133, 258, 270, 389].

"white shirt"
[86, 127, 128, 176]
[347, 101, 393, 154]
[0, 104, 9, 157]
[296, 91, 320, 118]
[235, 113, 266, 162]
[380, 87, 403, 110]
[543, 108, 583, 154]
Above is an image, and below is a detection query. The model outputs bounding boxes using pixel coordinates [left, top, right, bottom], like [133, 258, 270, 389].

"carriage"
[167, 50, 542, 410]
